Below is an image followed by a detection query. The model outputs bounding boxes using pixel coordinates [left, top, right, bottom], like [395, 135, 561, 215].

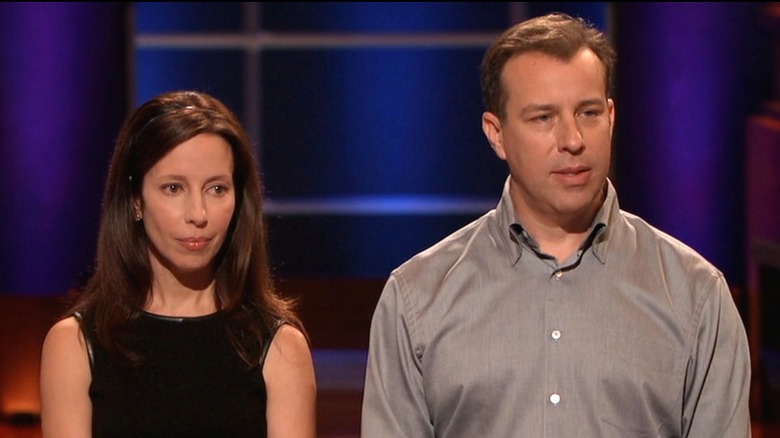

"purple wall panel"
[0, 3, 128, 295]
[613, 2, 772, 286]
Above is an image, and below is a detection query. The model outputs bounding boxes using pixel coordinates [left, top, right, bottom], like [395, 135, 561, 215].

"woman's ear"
[133, 198, 143, 221]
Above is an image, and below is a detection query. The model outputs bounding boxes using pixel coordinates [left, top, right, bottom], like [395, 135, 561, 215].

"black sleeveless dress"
[78, 311, 275, 437]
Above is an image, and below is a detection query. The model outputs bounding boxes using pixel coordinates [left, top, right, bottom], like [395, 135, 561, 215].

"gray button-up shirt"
[361, 177, 751, 437]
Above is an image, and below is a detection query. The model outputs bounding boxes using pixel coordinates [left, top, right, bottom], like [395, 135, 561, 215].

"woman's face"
[135, 133, 236, 280]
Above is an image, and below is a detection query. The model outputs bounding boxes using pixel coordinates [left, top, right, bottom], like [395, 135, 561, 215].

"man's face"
[482, 48, 614, 228]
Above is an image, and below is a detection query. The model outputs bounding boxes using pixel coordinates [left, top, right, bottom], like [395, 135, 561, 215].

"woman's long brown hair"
[65, 90, 305, 367]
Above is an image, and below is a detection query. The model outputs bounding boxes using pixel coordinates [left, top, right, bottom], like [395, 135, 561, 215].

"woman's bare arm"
[264, 324, 317, 438]
[40, 316, 92, 437]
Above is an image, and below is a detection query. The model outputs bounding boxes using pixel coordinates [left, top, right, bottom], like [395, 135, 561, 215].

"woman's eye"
[163, 184, 182, 194]
[211, 185, 230, 195]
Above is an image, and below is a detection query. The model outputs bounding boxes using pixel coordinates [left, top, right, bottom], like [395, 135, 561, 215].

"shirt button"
[551, 329, 561, 340]
[554, 270, 563, 279]
[549, 393, 561, 405]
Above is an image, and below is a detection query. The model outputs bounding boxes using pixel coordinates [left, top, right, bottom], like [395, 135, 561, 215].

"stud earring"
[134, 213, 142, 221]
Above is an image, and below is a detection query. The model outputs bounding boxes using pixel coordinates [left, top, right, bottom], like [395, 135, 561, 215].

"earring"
[134, 213, 142, 221]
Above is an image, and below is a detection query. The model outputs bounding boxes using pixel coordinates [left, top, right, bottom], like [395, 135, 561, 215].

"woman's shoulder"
[41, 315, 90, 378]
[44, 316, 83, 348]
[274, 323, 308, 347]
[267, 323, 311, 366]
[263, 323, 315, 397]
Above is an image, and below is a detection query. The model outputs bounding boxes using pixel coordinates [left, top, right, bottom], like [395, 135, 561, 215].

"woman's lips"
[178, 237, 211, 251]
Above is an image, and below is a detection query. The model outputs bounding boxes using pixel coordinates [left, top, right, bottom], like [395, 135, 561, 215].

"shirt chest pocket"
[597, 332, 686, 437]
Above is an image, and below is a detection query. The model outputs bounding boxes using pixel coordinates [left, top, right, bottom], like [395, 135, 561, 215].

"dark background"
[0, 2, 773, 294]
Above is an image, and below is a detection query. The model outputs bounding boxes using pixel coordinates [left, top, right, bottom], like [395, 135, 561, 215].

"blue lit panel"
[131, 1, 516, 280]
[259, 2, 511, 32]
[526, 2, 610, 30]
[266, 213, 489, 278]
[260, 47, 508, 199]
[134, 2, 245, 33]
[134, 49, 245, 114]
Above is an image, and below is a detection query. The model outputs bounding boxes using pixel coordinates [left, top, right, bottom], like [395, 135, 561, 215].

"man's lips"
[552, 166, 591, 185]
[553, 164, 590, 175]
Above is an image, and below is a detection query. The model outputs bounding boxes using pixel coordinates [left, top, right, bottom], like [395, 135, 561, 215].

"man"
[361, 12, 751, 437]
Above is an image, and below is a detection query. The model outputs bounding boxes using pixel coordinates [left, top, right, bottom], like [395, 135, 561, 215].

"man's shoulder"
[392, 210, 497, 279]
[619, 210, 721, 277]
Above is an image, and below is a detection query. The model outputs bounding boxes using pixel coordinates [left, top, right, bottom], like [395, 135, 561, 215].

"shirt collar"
[492, 177, 523, 265]
[493, 176, 619, 266]
[590, 178, 620, 264]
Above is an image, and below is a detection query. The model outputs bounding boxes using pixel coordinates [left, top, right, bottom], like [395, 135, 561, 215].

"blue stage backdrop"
[0, 2, 771, 296]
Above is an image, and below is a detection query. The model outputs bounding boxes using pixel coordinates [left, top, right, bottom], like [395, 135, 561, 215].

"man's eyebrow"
[520, 103, 557, 115]
[521, 98, 605, 113]
[579, 98, 606, 107]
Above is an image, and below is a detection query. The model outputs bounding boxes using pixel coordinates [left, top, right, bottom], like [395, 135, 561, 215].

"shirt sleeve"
[683, 274, 752, 437]
[361, 274, 434, 437]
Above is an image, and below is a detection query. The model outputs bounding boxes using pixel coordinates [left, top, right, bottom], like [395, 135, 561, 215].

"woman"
[40, 90, 316, 437]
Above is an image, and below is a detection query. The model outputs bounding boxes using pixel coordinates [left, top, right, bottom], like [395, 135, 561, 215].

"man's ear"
[608, 98, 615, 136]
[482, 111, 506, 160]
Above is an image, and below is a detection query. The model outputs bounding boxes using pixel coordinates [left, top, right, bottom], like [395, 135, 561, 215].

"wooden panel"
[0, 294, 68, 417]
[746, 110, 780, 423]
[281, 278, 384, 350]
